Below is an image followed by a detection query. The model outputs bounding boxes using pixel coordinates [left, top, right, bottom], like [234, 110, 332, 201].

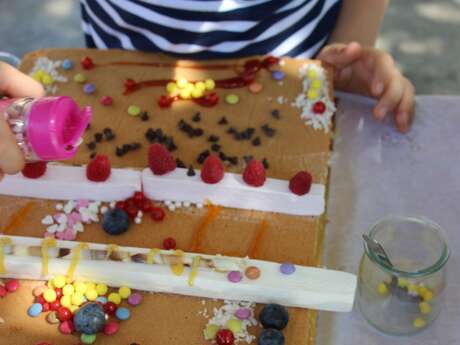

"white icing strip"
[142, 168, 325, 216]
[0, 165, 141, 201]
[1, 236, 357, 312]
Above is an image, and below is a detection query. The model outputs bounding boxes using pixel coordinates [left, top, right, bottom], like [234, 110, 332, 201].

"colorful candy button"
[244, 266, 260, 280]
[62, 284, 74, 296]
[33, 285, 47, 297]
[5, 279, 19, 292]
[104, 321, 120, 335]
[85, 289, 98, 301]
[307, 69, 317, 80]
[96, 296, 108, 304]
[96, 283, 108, 296]
[307, 89, 318, 100]
[311, 79, 322, 89]
[195, 81, 206, 91]
[191, 88, 204, 98]
[83, 83, 96, 94]
[204, 79, 215, 90]
[108, 292, 121, 305]
[118, 286, 131, 299]
[225, 94, 239, 105]
[53, 275, 66, 289]
[226, 318, 242, 334]
[413, 317, 426, 329]
[59, 320, 74, 335]
[166, 82, 177, 94]
[74, 281, 87, 294]
[62, 59, 74, 70]
[81, 333, 97, 344]
[204, 324, 220, 340]
[179, 88, 192, 99]
[60, 295, 72, 308]
[227, 271, 243, 283]
[127, 105, 141, 116]
[128, 292, 142, 306]
[248, 82, 263, 94]
[280, 263, 296, 275]
[419, 302, 432, 314]
[177, 78, 188, 89]
[271, 70, 285, 81]
[43, 289, 57, 303]
[71, 292, 85, 306]
[235, 308, 251, 320]
[28, 303, 43, 317]
[73, 73, 86, 83]
[115, 307, 131, 320]
[100, 95, 113, 106]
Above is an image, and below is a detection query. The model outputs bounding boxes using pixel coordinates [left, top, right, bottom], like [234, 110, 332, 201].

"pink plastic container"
[0, 96, 91, 161]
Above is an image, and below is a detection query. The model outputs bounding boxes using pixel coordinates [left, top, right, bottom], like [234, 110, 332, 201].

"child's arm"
[316, 0, 415, 133]
[0, 62, 44, 180]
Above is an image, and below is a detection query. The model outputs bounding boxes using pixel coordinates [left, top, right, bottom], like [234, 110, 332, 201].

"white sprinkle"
[164, 200, 172, 206]
[167, 205, 176, 212]
[41, 215, 54, 225]
[174, 201, 182, 208]
[56, 223, 67, 233]
[109, 201, 116, 209]
[196, 203, 204, 209]
[100, 206, 109, 214]
[73, 222, 84, 233]
[183, 201, 191, 208]
[134, 217, 142, 224]
[55, 203, 63, 211]
[55, 214, 67, 225]
[63, 200, 76, 214]
[46, 224, 59, 234]
[88, 202, 99, 213]
[137, 210, 143, 218]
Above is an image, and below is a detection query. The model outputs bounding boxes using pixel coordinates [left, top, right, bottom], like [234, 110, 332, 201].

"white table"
[319, 94, 460, 345]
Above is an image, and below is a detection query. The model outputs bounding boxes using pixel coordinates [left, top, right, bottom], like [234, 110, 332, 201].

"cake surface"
[0, 48, 335, 345]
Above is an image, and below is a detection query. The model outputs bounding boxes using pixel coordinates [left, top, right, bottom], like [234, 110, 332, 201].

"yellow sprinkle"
[41, 238, 56, 277]
[419, 301, 432, 314]
[0, 237, 12, 274]
[41, 74, 53, 85]
[179, 89, 191, 99]
[397, 278, 409, 288]
[205, 79, 215, 91]
[108, 292, 121, 305]
[96, 283, 108, 296]
[166, 82, 177, 94]
[66, 243, 88, 281]
[377, 282, 389, 296]
[71, 292, 85, 306]
[307, 69, 317, 80]
[85, 282, 96, 291]
[69, 305, 79, 314]
[188, 256, 201, 287]
[413, 317, 426, 329]
[43, 289, 57, 303]
[85, 289, 98, 301]
[311, 79, 322, 89]
[60, 295, 72, 308]
[191, 88, 204, 99]
[307, 89, 318, 100]
[62, 284, 75, 296]
[53, 275, 66, 289]
[408, 284, 419, 295]
[422, 290, 434, 302]
[73, 281, 87, 294]
[171, 250, 185, 276]
[119, 286, 131, 299]
[176, 78, 188, 89]
[195, 81, 206, 91]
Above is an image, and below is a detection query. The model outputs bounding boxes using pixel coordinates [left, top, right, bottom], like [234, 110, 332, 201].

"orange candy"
[248, 82, 263, 94]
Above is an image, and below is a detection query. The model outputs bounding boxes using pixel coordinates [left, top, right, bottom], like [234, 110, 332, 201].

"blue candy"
[102, 208, 130, 235]
[62, 59, 74, 70]
[259, 304, 289, 330]
[74, 302, 106, 334]
[83, 83, 96, 95]
[271, 70, 285, 81]
[27, 303, 43, 317]
[96, 296, 108, 304]
[115, 307, 130, 321]
[258, 328, 285, 345]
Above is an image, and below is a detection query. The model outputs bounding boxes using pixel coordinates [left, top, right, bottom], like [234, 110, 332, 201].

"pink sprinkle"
[100, 95, 113, 106]
[227, 271, 243, 283]
[53, 213, 64, 222]
[63, 228, 76, 241]
[77, 199, 89, 208]
[70, 212, 82, 222]
[55, 232, 65, 240]
[67, 217, 76, 227]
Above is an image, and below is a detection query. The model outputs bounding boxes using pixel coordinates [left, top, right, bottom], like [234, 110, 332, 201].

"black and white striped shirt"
[80, 0, 342, 59]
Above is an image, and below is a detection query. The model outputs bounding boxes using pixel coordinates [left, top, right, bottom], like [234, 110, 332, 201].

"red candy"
[104, 321, 120, 335]
[86, 154, 111, 182]
[5, 279, 19, 292]
[54, 288, 63, 300]
[0, 285, 7, 298]
[289, 171, 313, 196]
[158, 95, 174, 108]
[141, 199, 152, 213]
[124, 78, 137, 93]
[100, 95, 113, 106]
[115, 201, 126, 210]
[262, 56, 280, 69]
[81, 56, 94, 70]
[36, 294, 46, 305]
[42, 302, 50, 313]
[312, 101, 326, 114]
[148, 143, 176, 175]
[126, 206, 138, 220]
[133, 191, 145, 207]
[104, 301, 117, 315]
[49, 300, 61, 311]
[193, 92, 219, 107]
[242, 159, 266, 187]
[201, 155, 224, 184]
[163, 237, 176, 250]
[59, 320, 74, 335]
[57, 307, 72, 322]
[151, 207, 165, 222]
[22, 162, 47, 179]
[216, 329, 235, 345]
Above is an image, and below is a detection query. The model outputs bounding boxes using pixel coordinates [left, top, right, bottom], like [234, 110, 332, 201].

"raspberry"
[148, 143, 176, 175]
[201, 154, 224, 184]
[22, 161, 47, 179]
[133, 191, 145, 207]
[216, 329, 235, 345]
[242, 159, 266, 187]
[312, 101, 326, 114]
[289, 171, 312, 195]
[141, 199, 152, 213]
[81, 56, 94, 70]
[162, 237, 176, 250]
[86, 155, 111, 182]
[158, 95, 173, 108]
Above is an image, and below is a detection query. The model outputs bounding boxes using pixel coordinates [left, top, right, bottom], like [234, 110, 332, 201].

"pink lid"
[27, 96, 92, 160]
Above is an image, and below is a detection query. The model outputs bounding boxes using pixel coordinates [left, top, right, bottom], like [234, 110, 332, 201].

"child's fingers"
[368, 52, 396, 98]
[317, 41, 363, 70]
[0, 62, 44, 98]
[0, 170, 4, 181]
[373, 73, 405, 121]
[0, 116, 25, 174]
[394, 80, 416, 133]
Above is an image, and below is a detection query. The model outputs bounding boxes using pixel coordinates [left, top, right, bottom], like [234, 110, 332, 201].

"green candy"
[225, 94, 239, 105]
[81, 333, 96, 344]
[204, 324, 220, 340]
[73, 73, 86, 83]
[226, 318, 243, 334]
[127, 105, 141, 116]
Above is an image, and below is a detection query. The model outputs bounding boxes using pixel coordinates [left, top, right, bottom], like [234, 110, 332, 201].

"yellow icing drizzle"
[188, 255, 201, 287]
[66, 243, 88, 280]
[106, 244, 119, 258]
[170, 250, 185, 276]
[146, 248, 160, 264]
[0, 237, 12, 274]
[41, 238, 57, 276]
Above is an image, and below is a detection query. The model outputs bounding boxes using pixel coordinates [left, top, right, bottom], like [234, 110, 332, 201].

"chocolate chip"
[158, 134, 167, 144]
[271, 109, 281, 119]
[228, 156, 238, 165]
[140, 111, 149, 121]
[176, 158, 186, 168]
[227, 127, 237, 135]
[252, 137, 261, 146]
[167, 141, 177, 152]
[145, 128, 156, 142]
[218, 116, 228, 125]
[197, 150, 210, 164]
[94, 132, 103, 143]
[243, 155, 253, 163]
[218, 151, 227, 161]
[233, 132, 243, 141]
[241, 128, 255, 140]
[103, 128, 115, 141]
[86, 141, 96, 150]
[208, 135, 219, 142]
[187, 165, 196, 177]
[178, 119, 187, 130]
[105, 132, 115, 141]
[192, 112, 201, 122]
[192, 128, 204, 137]
[131, 142, 141, 150]
[89, 152, 96, 159]
[122, 144, 132, 152]
[211, 143, 221, 152]
[261, 124, 276, 137]
[262, 158, 269, 169]
[155, 128, 163, 139]
[115, 147, 124, 157]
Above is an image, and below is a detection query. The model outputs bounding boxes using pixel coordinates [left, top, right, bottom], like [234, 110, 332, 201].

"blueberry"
[258, 329, 285, 345]
[73, 302, 106, 334]
[102, 208, 130, 235]
[259, 304, 289, 330]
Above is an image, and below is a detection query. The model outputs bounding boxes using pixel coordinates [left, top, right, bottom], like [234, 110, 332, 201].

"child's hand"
[0, 61, 44, 180]
[317, 42, 415, 133]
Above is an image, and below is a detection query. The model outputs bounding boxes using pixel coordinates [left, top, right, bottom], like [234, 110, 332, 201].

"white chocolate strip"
[0, 235, 356, 312]
[0, 164, 141, 202]
[142, 168, 325, 216]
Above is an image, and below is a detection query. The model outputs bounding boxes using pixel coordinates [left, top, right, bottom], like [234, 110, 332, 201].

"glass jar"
[357, 216, 450, 335]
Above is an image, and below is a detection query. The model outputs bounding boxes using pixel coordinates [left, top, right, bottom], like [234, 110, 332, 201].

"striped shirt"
[80, 0, 342, 59]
